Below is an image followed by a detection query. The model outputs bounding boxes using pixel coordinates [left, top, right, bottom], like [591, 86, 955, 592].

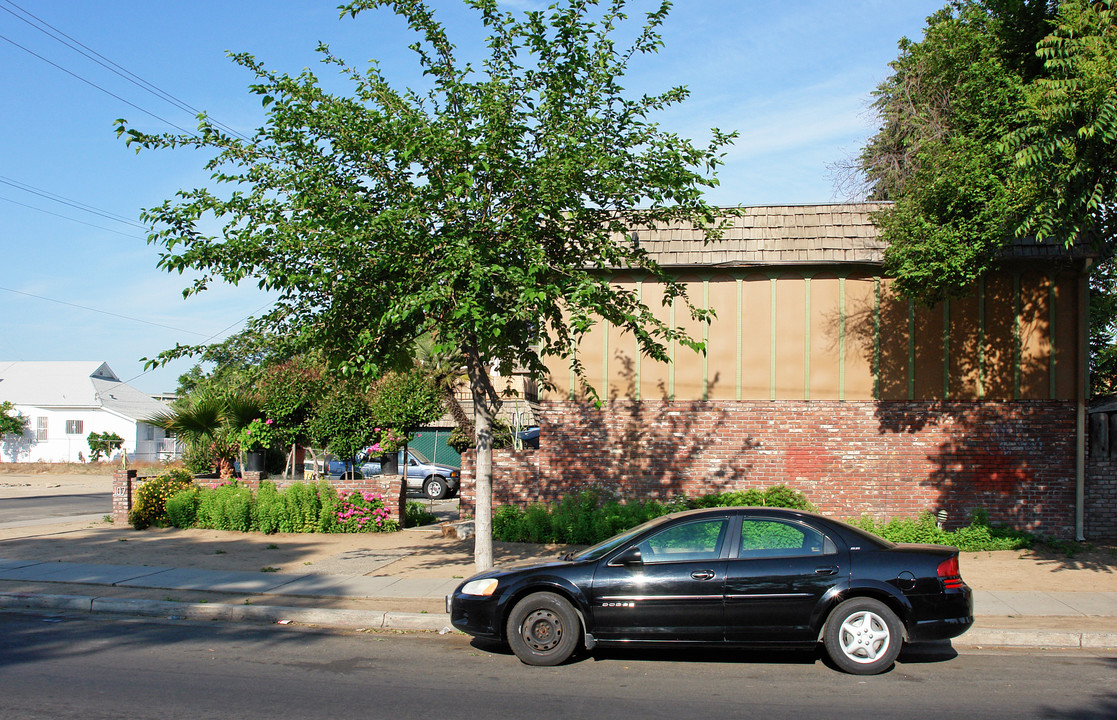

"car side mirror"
[614, 546, 643, 565]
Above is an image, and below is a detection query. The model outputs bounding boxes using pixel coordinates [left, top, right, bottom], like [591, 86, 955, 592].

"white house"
[0, 361, 172, 463]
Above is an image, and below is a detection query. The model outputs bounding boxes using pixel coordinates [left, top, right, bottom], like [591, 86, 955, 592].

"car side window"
[738, 519, 835, 558]
[638, 519, 728, 563]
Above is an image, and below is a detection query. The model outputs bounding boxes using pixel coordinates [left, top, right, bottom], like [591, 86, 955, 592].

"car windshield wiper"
[560, 551, 575, 561]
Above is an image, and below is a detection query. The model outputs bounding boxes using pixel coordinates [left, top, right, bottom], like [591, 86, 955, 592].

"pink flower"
[265, 419, 273, 425]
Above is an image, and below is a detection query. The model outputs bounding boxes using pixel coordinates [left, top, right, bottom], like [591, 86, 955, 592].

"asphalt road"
[1, 611, 1114, 720]
[0, 492, 110, 525]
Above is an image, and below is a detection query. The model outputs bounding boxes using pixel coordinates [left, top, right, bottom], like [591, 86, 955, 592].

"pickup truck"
[306, 447, 461, 500]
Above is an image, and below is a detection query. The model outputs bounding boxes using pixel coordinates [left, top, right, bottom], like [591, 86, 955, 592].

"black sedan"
[449, 506, 973, 674]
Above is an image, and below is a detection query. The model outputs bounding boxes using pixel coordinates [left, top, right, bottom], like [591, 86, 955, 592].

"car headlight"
[460, 578, 499, 596]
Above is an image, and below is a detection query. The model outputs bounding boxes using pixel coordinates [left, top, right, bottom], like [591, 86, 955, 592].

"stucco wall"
[1, 406, 164, 463]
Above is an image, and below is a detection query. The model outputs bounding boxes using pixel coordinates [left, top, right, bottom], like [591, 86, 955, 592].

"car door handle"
[814, 566, 839, 576]
[691, 570, 716, 581]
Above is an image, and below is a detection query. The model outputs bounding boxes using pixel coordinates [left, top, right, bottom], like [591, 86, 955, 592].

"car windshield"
[408, 447, 431, 464]
[568, 514, 675, 562]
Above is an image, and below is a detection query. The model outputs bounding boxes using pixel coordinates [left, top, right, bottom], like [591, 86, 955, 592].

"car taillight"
[937, 555, 964, 590]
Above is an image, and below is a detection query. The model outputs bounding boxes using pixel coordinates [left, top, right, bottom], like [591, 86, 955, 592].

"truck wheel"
[423, 475, 449, 500]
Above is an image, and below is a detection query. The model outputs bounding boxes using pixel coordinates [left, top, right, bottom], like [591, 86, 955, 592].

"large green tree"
[119, 0, 733, 570]
[859, 0, 1117, 392]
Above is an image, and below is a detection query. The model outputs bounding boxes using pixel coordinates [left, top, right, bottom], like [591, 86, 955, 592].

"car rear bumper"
[906, 587, 974, 642]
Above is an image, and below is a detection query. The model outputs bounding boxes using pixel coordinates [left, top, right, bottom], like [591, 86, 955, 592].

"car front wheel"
[506, 592, 580, 666]
[824, 597, 903, 675]
[423, 475, 449, 500]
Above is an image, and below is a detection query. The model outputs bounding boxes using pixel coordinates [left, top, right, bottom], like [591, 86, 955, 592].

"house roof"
[625, 202, 1092, 268]
[0, 361, 169, 422]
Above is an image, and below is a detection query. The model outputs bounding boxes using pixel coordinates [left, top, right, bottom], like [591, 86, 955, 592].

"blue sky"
[0, 0, 945, 394]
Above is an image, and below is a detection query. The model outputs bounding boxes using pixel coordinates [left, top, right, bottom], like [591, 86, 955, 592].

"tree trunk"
[464, 347, 500, 572]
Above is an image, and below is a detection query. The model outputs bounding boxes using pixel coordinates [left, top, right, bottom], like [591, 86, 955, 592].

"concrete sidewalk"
[1, 554, 1115, 649]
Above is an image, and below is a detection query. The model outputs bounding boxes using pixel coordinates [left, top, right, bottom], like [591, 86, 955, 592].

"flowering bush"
[335, 490, 399, 533]
[236, 418, 277, 451]
[368, 427, 409, 454]
[129, 471, 195, 530]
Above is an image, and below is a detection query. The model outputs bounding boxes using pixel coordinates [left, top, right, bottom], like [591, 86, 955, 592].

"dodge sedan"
[449, 507, 973, 674]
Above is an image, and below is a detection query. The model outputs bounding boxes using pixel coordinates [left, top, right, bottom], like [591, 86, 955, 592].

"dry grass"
[0, 461, 182, 476]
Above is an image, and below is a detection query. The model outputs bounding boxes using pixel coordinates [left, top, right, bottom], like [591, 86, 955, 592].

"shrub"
[336, 490, 399, 533]
[196, 481, 254, 532]
[165, 487, 200, 528]
[850, 511, 1034, 551]
[129, 472, 194, 530]
[253, 481, 285, 534]
[283, 481, 323, 533]
[405, 501, 437, 528]
[490, 486, 815, 545]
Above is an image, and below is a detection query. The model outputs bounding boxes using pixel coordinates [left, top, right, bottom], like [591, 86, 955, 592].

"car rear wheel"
[506, 592, 580, 666]
[423, 475, 449, 500]
[824, 597, 902, 675]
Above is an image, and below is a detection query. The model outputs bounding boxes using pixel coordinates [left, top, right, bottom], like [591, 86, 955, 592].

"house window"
[36, 417, 48, 442]
[66, 420, 84, 435]
[140, 423, 154, 441]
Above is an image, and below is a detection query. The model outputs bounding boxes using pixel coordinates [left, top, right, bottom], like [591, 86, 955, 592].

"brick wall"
[460, 399, 1081, 538]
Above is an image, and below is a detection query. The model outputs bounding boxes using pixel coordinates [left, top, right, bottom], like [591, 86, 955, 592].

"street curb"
[955, 627, 1117, 650]
[0, 592, 454, 633]
[2, 592, 1113, 650]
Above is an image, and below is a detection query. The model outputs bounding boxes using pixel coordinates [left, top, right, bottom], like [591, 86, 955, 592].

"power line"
[0, 0, 252, 143]
[0, 176, 147, 229]
[121, 301, 276, 385]
[0, 31, 196, 135]
[0, 194, 146, 239]
[0, 285, 209, 337]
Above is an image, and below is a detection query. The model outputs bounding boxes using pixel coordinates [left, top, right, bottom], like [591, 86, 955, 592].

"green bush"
[490, 486, 814, 545]
[253, 481, 285, 534]
[128, 472, 195, 530]
[165, 487, 200, 528]
[196, 482, 254, 532]
[849, 511, 1033, 551]
[405, 501, 437, 528]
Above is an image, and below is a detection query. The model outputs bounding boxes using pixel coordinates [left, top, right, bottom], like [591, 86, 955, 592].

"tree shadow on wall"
[543, 352, 759, 502]
[841, 279, 1072, 533]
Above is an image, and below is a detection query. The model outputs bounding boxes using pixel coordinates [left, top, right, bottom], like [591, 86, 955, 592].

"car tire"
[824, 597, 903, 675]
[506, 592, 581, 667]
[423, 475, 449, 500]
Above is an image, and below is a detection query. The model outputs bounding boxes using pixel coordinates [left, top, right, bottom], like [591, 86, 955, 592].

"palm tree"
[149, 392, 261, 478]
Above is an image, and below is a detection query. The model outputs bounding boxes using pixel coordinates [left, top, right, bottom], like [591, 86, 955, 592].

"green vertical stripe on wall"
[873, 277, 881, 401]
[1049, 273, 1057, 399]
[908, 299, 915, 400]
[635, 281, 642, 402]
[804, 275, 812, 400]
[736, 278, 743, 401]
[1013, 272, 1022, 400]
[568, 355, 576, 401]
[978, 278, 986, 399]
[702, 278, 710, 401]
[602, 319, 609, 400]
[943, 299, 951, 400]
[770, 276, 778, 401]
[669, 298, 676, 400]
[838, 277, 847, 401]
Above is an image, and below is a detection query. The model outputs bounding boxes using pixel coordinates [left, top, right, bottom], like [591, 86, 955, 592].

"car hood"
[459, 558, 573, 584]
